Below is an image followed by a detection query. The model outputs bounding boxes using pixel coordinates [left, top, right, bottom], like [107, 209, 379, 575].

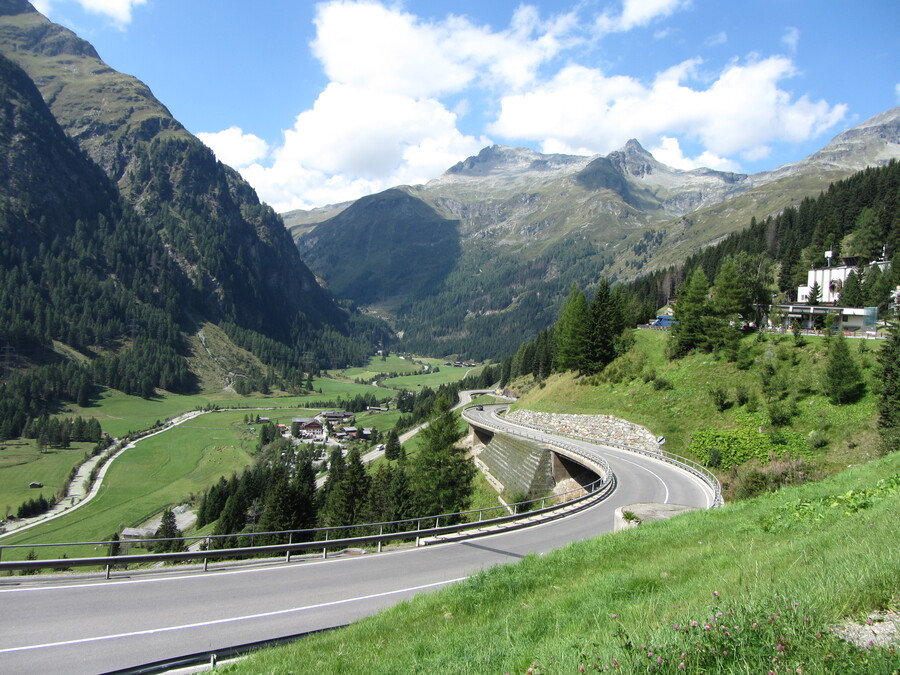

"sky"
[31, 0, 900, 212]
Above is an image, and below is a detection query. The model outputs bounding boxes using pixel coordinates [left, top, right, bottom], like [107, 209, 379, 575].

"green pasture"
[64, 389, 214, 438]
[0, 439, 93, 517]
[329, 354, 426, 380]
[381, 364, 484, 389]
[312, 377, 396, 400]
[352, 409, 403, 433]
[61, 378, 395, 440]
[0, 410, 258, 558]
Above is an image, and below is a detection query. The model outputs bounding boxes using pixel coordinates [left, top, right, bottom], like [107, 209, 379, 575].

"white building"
[797, 259, 890, 304]
[770, 304, 878, 333]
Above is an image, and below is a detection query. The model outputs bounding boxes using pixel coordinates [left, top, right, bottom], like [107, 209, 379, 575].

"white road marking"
[0, 577, 466, 654]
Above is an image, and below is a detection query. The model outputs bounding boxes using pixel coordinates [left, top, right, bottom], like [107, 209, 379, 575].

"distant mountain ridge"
[293, 107, 900, 359]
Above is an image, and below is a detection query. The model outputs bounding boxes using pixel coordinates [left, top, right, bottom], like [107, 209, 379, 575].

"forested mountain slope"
[0, 1, 387, 437]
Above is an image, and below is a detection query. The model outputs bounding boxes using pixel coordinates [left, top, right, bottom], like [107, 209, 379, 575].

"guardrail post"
[323, 530, 328, 559]
[286, 532, 293, 563]
[105, 563, 111, 580]
[377, 525, 383, 553]
[203, 557, 208, 572]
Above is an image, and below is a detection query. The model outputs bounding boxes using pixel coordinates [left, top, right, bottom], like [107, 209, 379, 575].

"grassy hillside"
[230, 451, 900, 674]
[514, 330, 882, 488]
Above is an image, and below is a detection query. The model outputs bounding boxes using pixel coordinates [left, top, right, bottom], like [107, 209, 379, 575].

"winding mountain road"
[0, 406, 715, 674]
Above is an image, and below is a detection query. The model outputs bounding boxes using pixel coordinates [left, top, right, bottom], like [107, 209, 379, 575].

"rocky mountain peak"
[444, 144, 588, 178]
[607, 138, 662, 179]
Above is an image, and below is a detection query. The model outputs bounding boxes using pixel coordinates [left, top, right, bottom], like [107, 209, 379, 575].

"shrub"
[766, 399, 795, 427]
[652, 376, 673, 391]
[709, 386, 730, 412]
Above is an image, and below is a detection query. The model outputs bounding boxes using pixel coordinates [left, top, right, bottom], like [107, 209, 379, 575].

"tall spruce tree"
[668, 267, 710, 358]
[839, 270, 864, 307]
[153, 508, 183, 552]
[321, 447, 370, 527]
[554, 282, 589, 373]
[384, 429, 402, 461]
[876, 323, 900, 454]
[822, 332, 866, 404]
[408, 396, 475, 521]
[585, 278, 626, 374]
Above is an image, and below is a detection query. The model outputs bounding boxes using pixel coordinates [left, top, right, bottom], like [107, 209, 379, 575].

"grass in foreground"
[228, 452, 900, 674]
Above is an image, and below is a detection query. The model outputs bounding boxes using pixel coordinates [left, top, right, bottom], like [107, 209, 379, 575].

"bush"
[709, 386, 730, 412]
[807, 430, 829, 449]
[766, 399, 795, 427]
[652, 376, 673, 391]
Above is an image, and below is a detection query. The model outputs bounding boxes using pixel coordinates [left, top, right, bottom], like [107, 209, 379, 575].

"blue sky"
[32, 0, 900, 211]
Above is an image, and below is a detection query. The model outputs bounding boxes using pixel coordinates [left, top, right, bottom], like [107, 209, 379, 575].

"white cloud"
[490, 55, 846, 166]
[236, 83, 488, 211]
[705, 31, 727, 47]
[196, 127, 270, 169]
[896, 83, 900, 103]
[781, 26, 800, 54]
[33, 0, 146, 27]
[650, 137, 742, 172]
[596, 0, 690, 34]
[311, 1, 577, 97]
[221, 1, 574, 209]
[192, 1, 847, 209]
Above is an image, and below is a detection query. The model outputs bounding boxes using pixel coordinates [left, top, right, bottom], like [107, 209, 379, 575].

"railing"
[465, 405, 722, 507]
[0, 471, 615, 576]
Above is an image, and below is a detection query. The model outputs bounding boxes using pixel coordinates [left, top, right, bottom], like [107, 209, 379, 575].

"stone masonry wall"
[506, 409, 659, 453]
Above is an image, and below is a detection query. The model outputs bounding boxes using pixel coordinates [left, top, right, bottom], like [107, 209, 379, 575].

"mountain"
[294, 108, 900, 359]
[0, 1, 386, 415]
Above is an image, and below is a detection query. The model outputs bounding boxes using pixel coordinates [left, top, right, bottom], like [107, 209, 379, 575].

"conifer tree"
[822, 332, 866, 404]
[839, 270, 864, 306]
[384, 429, 402, 461]
[322, 447, 369, 527]
[668, 267, 710, 358]
[256, 475, 298, 543]
[361, 464, 397, 525]
[154, 507, 183, 552]
[876, 323, 900, 454]
[554, 282, 589, 373]
[408, 396, 475, 521]
[585, 278, 626, 374]
[807, 281, 821, 306]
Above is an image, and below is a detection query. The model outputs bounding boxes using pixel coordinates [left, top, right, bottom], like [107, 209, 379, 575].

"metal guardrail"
[471, 406, 722, 507]
[0, 467, 615, 576]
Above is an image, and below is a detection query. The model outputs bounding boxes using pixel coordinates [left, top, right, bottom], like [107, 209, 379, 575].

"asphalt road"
[0, 407, 714, 674]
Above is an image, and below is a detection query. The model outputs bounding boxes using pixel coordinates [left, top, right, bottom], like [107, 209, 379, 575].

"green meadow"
[0, 410, 257, 557]
[0, 439, 93, 518]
